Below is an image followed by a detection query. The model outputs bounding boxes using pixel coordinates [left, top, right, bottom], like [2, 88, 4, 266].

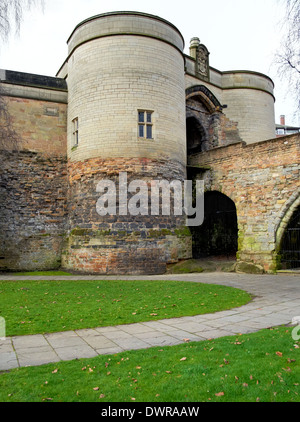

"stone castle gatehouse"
[0, 11, 299, 274]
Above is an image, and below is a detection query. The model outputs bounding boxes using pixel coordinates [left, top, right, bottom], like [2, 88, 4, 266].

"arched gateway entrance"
[186, 85, 238, 261]
[278, 204, 300, 269]
[190, 191, 238, 259]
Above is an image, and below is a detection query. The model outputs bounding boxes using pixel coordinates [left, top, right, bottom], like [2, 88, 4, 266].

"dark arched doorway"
[279, 205, 300, 269]
[186, 116, 206, 155]
[191, 191, 238, 258]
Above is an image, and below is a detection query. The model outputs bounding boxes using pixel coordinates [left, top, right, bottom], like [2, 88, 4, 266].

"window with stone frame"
[72, 117, 79, 146]
[138, 110, 153, 139]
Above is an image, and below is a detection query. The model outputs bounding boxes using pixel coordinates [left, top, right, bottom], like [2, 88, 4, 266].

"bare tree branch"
[0, 0, 44, 41]
[0, 0, 45, 150]
[0, 84, 20, 151]
[275, 0, 300, 114]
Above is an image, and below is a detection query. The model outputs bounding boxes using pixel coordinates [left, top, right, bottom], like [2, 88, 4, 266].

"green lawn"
[0, 327, 298, 402]
[0, 280, 251, 336]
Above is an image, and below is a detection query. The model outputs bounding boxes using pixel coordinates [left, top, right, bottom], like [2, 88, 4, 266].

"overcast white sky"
[0, 0, 299, 125]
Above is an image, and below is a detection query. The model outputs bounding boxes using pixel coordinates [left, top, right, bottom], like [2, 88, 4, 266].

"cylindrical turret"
[62, 12, 191, 274]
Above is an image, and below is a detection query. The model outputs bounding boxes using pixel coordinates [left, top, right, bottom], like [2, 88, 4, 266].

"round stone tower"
[61, 12, 191, 274]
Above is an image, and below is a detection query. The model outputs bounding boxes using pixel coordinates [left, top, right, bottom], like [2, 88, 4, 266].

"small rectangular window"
[138, 111, 153, 139]
[146, 124, 152, 139]
[138, 112, 145, 123]
[72, 117, 79, 146]
[139, 125, 144, 138]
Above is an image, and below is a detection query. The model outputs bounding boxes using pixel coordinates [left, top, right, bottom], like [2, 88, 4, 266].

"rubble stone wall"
[189, 133, 300, 272]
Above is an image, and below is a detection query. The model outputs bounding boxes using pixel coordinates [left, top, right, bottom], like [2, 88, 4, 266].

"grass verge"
[0, 280, 251, 336]
[0, 327, 298, 402]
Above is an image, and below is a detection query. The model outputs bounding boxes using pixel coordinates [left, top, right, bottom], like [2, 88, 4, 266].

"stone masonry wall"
[63, 157, 192, 274]
[0, 151, 68, 271]
[0, 90, 68, 271]
[189, 133, 300, 272]
[186, 97, 242, 153]
[4, 96, 67, 156]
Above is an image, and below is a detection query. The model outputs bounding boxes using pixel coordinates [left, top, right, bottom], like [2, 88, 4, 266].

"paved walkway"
[0, 272, 299, 370]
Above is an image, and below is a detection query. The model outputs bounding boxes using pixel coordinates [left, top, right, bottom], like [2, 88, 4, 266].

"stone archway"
[190, 190, 238, 259]
[186, 85, 222, 156]
[185, 85, 242, 158]
[276, 195, 300, 269]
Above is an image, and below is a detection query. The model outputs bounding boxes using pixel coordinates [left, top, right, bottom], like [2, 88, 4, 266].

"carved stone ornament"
[196, 45, 209, 79]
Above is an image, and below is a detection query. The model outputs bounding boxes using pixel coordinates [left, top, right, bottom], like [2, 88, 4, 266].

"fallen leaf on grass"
[276, 351, 283, 357]
[215, 392, 224, 397]
[93, 387, 99, 391]
[52, 369, 58, 374]
[180, 357, 187, 361]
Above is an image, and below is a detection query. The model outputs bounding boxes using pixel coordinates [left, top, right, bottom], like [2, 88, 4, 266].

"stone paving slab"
[0, 352, 19, 371]
[54, 345, 98, 361]
[95, 346, 124, 355]
[77, 334, 117, 350]
[12, 334, 49, 349]
[0, 272, 299, 370]
[17, 349, 60, 367]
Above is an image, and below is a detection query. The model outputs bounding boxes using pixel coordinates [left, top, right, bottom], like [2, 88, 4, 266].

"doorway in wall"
[190, 191, 238, 259]
[279, 205, 300, 269]
[186, 116, 206, 155]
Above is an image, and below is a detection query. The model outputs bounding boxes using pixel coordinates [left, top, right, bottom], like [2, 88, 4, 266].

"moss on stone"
[70, 228, 90, 236]
[174, 226, 192, 237]
[148, 229, 173, 238]
[167, 259, 204, 274]
[234, 261, 264, 274]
